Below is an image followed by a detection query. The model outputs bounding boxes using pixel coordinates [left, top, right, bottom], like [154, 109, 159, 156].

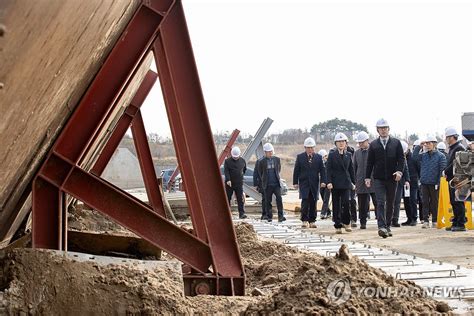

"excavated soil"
[0, 223, 448, 314]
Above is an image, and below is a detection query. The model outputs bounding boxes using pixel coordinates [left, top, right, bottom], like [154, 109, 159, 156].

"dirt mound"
[0, 222, 447, 314]
[235, 222, 446, 314]
[0, 249, 192, 314]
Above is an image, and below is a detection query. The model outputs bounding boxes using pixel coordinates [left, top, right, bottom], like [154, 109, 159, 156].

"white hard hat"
[414, 139, 421, 146]
[263, 142, 274, 152]
[445, 126, 458, 137]
[304, 137, 316, 147]
[425, 134, 438, 143]
[356, 131, 369, 143]
[376, 118, 389, 128]
[334, 132, 348, 142]
[436, 142, 447, 150]
[231, 146, 241, 158]
[400, 141, 408, 153]
[318, 149, 328, 157]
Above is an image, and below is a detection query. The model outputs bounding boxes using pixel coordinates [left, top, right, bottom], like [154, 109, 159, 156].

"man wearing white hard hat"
[318, 149, 332, 219]
[365, 119, 405, 238]
[326, 133, 356, 234]
[444, 126, 467, 231]
[414, 135, 446, 228]
[353, 131, 376, 229]
[293, 137, 327, 228]
[224, 146, 247, 219]
[257, 143, 286, 222]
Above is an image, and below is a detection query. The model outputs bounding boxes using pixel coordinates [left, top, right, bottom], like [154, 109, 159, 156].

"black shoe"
[360, 224, 367, 229]
[278, 216, 286, 223]
[386, 227, 393, 237]
[267, 219, 272, 223]
[401, 221, 410, 226]
[378, 229, 388, 238]
[452, 226, 466, 232]
[239, 214, 248, 219]
[409, 221, 417, 226]
[391, 222, 401, 228]
[445, 226, 452, 231]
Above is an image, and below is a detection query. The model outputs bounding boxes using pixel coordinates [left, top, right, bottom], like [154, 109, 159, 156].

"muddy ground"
[0, 218, 449, 314]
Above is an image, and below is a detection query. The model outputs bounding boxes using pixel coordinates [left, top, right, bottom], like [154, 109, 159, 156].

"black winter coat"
[326, 150, 355, 190]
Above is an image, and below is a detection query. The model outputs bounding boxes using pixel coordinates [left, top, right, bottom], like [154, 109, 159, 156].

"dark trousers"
[407, 181, 418, 223]
[226, 185, 245, 216]
[417, 186, 423, 221]
[332, 189, 350, 228]
[320, 187, 331, 214]
[373, 179, 398, 229]
[357, 193, 370, 225]
[301, 191, 317, 222]
[449, 186, 466, 228]
[421, 184, 439, 222]
[258, 186, 266, 218]
[393, 181, 404, 224]
[350, 190, 357, 222]
[265, 185, 284, 220]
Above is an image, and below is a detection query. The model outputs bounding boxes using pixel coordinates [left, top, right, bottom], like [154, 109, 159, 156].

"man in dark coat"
[444, 127, 467, 231]
[293, 137, 327, 228]
[365, 119, 405, 238]
[257, 143, 286, 222]
[353, 131, 376, 229]
[253, 157, 267, 220]
[224, 146, 247, 219]
[326, 133, 356, 234]
[346, 144, 358, 227]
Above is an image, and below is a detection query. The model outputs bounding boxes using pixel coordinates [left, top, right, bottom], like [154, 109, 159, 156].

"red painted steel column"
[32, 177, 62, 249]
[131, 111, 166, 216]
[91, 70, 158, 176]
[152, 2, 244, 277]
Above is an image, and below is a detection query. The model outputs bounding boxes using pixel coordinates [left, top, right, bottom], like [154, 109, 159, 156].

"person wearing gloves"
[318, 149, 332, 219]
[402, 141, 421, 226]
[257, 143, 286, 222]
[392, 141, 411, 227]
[444, 127, 467, 231]
[224, 146, 247, 219]
[365, 119, 405, 238]
[413, 135, 447, 228]
[353, 131, 376, 229]
[293, 137, 327, 228]
[437, 142, 448, 159]
[326, 133, 356, 234]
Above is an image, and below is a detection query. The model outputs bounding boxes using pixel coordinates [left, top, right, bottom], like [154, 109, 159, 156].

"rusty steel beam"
[91, 70, 158, 176]
[153, 2, 244, 278]
[131, 110, 166, 216]
[32, 0, 245, 295]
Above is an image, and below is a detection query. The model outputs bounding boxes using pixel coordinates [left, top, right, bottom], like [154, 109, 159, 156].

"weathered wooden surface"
[0, 0, 140, 243]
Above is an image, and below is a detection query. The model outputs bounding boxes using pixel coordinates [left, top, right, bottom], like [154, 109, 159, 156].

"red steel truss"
[31, 0, 244, 296]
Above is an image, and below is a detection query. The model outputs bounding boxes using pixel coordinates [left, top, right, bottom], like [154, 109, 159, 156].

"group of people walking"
[224, 118, 469, 238]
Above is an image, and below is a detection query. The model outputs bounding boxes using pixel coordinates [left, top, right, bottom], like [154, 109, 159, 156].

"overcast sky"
[141, 0, 473, 140]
